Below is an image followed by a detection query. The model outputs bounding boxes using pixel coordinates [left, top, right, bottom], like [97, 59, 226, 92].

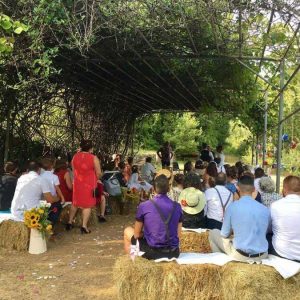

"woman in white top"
[128, 165, 153, 192]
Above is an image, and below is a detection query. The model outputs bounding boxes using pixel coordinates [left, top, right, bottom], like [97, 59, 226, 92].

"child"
[170, 173, 184, 202]
[40, 158, 65, 225]
[123, 175, 183, 260]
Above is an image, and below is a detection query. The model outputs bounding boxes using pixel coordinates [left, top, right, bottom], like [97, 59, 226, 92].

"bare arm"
[43, 192, 59, 204]
[55, 185, 65, 203]
[157, 150, 162, 159]
[94, 156, 102, 179]
[64, 171, 73, 190]
[134, 221, 144, 239]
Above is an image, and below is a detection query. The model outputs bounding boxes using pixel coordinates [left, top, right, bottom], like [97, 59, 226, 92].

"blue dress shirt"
[221, 195, 270, 254]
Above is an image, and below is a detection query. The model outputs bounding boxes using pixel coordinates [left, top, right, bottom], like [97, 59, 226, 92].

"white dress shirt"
[205, 185, 233, 222]
[271, 194, 300, 261]
[11, 171, 50, 221]
[254, 178, 262, 194]
[40, 170, 59, 196]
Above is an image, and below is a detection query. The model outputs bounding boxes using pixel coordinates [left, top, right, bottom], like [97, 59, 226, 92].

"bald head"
[283, 175, 300, 196]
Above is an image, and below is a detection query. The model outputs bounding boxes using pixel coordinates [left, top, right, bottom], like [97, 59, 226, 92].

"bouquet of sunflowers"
[122, 187, 140, 203]
[24, 206, 53, 238]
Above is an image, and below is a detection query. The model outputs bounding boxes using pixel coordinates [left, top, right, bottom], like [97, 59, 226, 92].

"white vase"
[29, 228, 47, 254]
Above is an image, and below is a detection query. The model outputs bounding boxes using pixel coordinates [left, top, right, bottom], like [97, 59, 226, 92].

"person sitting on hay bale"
[269, 175, 300, 262]
[11, 161, 59, 221]
[141, 157, 156, 184]
[128, 165, 153, 192]
[209, 175, 270, 262]
[124, 174, 183, 260]
[259, 177, 281, 208]
[205, 172, 233, 230]
[178, 173, 206, 229]
[169, 173, 184, 202]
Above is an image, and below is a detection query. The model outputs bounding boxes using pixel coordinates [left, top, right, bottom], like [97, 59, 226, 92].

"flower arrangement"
[24, 206, 53, 238]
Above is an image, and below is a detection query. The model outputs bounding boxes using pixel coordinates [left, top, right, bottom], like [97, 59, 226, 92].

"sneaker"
[98, 215, 107, 223]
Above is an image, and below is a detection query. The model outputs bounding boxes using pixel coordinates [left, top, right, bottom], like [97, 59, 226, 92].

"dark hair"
[227, 166, 237, 179]
[131, 165, 139, 173]
[118, 161, 126, 170]
[216, 145, 223, 153]
[184, 173, 201, 189]
[4, 162, 17, 174]
[146, 157, 152, 163]
[214, 157, 221, 165]
[215, 172, 227, 186]
[154, 175, 169, 194]
[27, 161, 40, 172]
[206, 162, 218, 178]
[239, 175, 254, 186]
[195, 160, 205, 169]
[54, 159, 68, 172]
[224, 164, 231, 175]
[254, 167, 265, 179]
[184, 161, 193, 174]
[127, 157, 134, 164]
[41, 157, 55, 170]
[80, 140, 93, 152]
[235, 161, 243, 169]
[174, 173, 184, 185]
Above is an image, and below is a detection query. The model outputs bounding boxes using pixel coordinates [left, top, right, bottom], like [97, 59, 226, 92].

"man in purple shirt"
[124, 175, 183, 260]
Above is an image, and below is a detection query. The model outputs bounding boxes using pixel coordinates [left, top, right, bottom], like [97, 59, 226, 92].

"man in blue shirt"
[209, 175, 270, 262]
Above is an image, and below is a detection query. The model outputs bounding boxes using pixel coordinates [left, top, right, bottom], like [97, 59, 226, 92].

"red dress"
[55, 169, 73, 203]
[72, 152, 97, 208]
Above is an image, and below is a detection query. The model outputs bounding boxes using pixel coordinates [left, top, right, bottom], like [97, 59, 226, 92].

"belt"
[236, 249, 266, 258]
[151, 247, 179, 253]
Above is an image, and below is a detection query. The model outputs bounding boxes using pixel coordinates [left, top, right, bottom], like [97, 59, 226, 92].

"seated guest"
[194, 160, 206, 178]
[254, 167, 265, 193]
[209, 175, 270, 262]
[115, 161, 127, 187]
[141, 157, 156, 183]
[259, 177, 281, 208]
[123, 175, 183, 260]
[242, 171, 262, 203]
[124, 157, 134, 183]
[225, 166, 238, 194]
[11, 161, 59, 221]
[205, 173, 233, 230]
[269, 176, 300, 262]
[179, 174, 206, 228]
[170, 173, 184, 202]
[128, 165, 152, 192]
[203, 162, 218, 189]
[184, 161, 194, 175]
[0, 162, 18, 211]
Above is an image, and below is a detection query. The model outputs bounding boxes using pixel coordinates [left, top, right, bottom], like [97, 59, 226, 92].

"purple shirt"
[136, 194, 183, 248]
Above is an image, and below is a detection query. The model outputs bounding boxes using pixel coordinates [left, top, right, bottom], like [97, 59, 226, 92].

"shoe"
[66, 223, 73, 231]
[98, 215, 107, 223]
[80, 227, 91, 234]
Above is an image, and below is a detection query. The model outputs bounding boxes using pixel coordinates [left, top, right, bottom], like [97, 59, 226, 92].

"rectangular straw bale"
[180, 231, 211, 253]
[60, 205, 97, 226]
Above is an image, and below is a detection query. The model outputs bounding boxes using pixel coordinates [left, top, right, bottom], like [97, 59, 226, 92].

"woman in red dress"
[66, 140, 101, 234]
[54, 159, 73, 203]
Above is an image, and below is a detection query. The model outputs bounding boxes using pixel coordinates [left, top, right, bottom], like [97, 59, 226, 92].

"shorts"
[161, 161, 171, 168]
[131, 236, 179, 260]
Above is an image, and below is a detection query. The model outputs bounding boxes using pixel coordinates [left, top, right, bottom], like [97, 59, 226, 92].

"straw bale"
[221, 262, 300, 300]
[0, 220, 30, 251]
[109, 196, 138, 215]
[114, 256, 221, 300]
[59, 205, 98, 227]
[180, 231, 211, 253]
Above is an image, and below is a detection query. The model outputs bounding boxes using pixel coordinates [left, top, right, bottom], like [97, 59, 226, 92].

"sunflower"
[46, 224, 52, 231]
[38, 209, 44, 215]
[24, 212, 31, 220]
[30, 219, 38, 228]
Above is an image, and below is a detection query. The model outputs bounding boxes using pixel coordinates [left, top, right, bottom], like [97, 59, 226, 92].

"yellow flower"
[24, 212, 31, 220]
[46, 224, 52, 231]
[30, 219, 38, 228]
[38, 209, 44, 214]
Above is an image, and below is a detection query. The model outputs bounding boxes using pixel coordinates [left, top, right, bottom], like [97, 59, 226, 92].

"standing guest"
[0, 162, 18, 211]
[170, 173, 185, 202]
[215, 145, 225, 168]
[66, 140, 101, 234]
[269, 175, 300, 262]
[157, 141, 174, 168]
[200, 143, 212, 162]
[179, 173, 206, 228]
[124, 157, 134, 183]
[203, 162, 218, 189]
[141, 157, 156, 183]
[11, 161, 58, 221]
[209, 175, 270, 262]
[259, 177, 281, 208]
[54, 159, 73, 203]
[183, 161, 194, 175]
[205, 173, 233, 230]
[123, 175, 183, 260]
[40, 158, 65, 225]
[254, 167, 265, 193]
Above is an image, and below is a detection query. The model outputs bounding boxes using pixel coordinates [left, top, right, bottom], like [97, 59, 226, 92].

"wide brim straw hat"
[178, 187, 206, 215]
[155, 169, 172, 181]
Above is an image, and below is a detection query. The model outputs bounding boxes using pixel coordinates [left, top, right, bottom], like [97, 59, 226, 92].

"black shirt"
[0, 174, 18, 211]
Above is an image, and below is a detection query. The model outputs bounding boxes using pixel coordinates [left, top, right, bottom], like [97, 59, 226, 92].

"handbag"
[104, 174, 122, 196]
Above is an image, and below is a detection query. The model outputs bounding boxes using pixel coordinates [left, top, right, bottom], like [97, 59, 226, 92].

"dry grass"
[180, 231, 211, 253]
[0, 220, 29, 251]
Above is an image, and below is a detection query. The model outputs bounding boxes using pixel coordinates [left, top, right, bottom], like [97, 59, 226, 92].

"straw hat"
[155, 169, 172, 181]
[178, 187, 206, 215]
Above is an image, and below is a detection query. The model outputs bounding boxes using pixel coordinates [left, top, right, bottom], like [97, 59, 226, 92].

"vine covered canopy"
[0, 0, 299, 157]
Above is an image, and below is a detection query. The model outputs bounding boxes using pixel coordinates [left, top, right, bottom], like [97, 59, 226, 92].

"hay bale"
[59, 205, 98, 227]
[221, 263, 300, 300]
[114, 256, 221, 300]
[180, 231, 211, 253]
[109, 196, 137, 215]
[0, 220, 30, 251]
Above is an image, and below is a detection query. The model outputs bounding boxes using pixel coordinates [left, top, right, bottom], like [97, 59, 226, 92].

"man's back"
[222, 196, 270, 254]
[40, 170, 59, 196]
[271, 195, 300, 260]
[0, 175, 17, 211]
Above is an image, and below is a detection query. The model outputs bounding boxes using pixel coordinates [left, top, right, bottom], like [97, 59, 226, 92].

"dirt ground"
[0, 215, 135, 300]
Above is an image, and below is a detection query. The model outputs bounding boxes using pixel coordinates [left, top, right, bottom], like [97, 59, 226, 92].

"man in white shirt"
[11, 161, 58, 221]
[270, 175, 300, 262]
[141, 157, 156, 183]
[205, 172, 233, 230]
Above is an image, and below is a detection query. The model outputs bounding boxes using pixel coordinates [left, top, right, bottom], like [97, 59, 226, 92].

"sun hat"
[155, 169, 172, 181]
[178, 187, 206, 215]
